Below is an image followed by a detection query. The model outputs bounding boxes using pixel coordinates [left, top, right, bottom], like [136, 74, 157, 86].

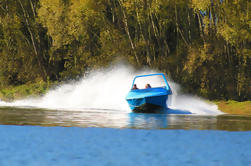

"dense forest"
[0, 0, 250, 100]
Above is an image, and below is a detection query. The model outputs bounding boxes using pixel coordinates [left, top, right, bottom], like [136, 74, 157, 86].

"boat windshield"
[131, 73, 171, 90]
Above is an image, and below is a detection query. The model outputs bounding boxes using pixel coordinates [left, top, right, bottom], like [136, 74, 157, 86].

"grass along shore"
[213, 100, 251, 115]
[0, 82, 53, 102]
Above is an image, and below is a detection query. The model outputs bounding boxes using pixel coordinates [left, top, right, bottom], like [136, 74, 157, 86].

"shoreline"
[1, 84, 250, 115]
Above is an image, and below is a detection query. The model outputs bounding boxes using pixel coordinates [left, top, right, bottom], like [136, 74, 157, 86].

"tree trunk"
[18, 0, 47, 81]
[187, 9, 192, 42]
[196, 12, 205, 43]
[118, 0, 140, 65]
[134, 0, 151, 65]
[175, 4, 189, 47]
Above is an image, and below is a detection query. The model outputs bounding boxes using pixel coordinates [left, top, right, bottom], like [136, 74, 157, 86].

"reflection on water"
[0, 106, 250, 131]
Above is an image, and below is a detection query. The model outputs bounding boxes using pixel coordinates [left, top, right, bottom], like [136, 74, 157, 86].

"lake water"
[0, 106, 251, 166]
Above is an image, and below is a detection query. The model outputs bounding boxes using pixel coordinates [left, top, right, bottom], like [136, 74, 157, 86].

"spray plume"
[0, 64, 222, 115]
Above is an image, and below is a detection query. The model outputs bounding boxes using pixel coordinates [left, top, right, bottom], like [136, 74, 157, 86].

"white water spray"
[0, 65, 222, 115]
[167, 82, 222, 115]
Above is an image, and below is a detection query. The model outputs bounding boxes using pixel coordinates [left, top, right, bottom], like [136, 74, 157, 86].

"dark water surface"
[0, 106, 250, 131]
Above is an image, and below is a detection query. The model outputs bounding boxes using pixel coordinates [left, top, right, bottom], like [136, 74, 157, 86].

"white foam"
[0, 64, 222, 115]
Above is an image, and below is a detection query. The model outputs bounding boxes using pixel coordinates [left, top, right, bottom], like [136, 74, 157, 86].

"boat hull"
[126, 94, 168, 113]
[131, 103, 164, 113]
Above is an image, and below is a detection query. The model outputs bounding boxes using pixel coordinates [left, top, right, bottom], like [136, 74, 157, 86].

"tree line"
[0, 0, 250, 100]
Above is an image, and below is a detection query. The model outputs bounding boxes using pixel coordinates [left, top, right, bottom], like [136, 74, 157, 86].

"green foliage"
[0, 0, 250, 101]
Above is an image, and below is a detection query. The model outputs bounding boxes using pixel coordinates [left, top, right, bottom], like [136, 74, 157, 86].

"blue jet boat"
[126, 73, 172, 113]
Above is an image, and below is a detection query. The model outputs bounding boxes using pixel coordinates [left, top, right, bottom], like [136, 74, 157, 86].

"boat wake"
[0, 64, 222, 115]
